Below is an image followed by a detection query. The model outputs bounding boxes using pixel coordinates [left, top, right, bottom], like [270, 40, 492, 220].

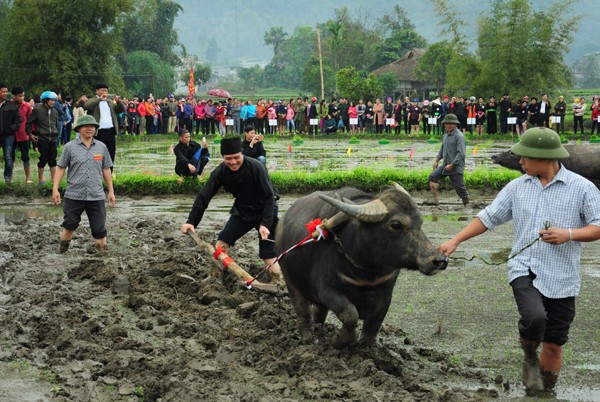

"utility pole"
[316, 24, 325, 101]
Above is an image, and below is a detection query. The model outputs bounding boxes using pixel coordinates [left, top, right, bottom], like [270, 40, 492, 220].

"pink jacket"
[194, 104, 205, 119]
[286, 107, 295, 120]
[267, 107, 277, 120]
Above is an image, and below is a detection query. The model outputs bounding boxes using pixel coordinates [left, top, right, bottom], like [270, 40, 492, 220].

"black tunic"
[186, 156, 276, 228]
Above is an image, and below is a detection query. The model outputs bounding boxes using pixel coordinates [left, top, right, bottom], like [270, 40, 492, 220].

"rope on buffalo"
[448, 221, 551, 266]
[242, 218, 329, 288]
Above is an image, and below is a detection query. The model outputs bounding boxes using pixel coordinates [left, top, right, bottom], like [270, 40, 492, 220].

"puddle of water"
[424, 214, 474, 222]
[111, 137, 515, 176]
[575, 364, 600, 371]
[0, 208, 63, 223]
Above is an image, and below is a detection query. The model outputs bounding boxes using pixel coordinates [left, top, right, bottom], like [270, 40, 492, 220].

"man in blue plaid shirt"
[438, 127, 600, 395]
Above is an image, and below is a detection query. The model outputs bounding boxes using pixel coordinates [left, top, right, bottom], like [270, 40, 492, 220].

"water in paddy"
[113, 135, 515, 176]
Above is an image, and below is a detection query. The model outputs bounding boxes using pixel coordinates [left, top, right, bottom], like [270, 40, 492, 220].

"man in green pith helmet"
[424, 113, 469, 206]
[438, 127, 600, 396]
[52, 115, 115, 254]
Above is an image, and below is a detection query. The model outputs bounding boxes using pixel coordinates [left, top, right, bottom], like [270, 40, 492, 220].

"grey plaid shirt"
[58, 138, 113, 201]
[477, 165, 600, 298]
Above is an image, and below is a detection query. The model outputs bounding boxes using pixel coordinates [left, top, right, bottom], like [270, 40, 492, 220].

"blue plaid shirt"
[477, 165, 600, 298]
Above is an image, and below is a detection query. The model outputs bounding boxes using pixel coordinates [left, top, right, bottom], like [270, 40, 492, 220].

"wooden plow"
[187, 231, 282, 294]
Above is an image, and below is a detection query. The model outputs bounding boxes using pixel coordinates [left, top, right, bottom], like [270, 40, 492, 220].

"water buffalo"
[492, 144, 600, 187]
[275, 184, 448, 348]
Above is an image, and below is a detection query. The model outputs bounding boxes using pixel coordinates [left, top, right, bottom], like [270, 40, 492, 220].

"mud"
[0, 194, 598, 401]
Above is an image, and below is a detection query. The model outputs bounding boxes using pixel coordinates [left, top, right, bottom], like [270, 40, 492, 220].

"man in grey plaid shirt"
[52, 115, 115, 253]
[438, 127, 600, 395]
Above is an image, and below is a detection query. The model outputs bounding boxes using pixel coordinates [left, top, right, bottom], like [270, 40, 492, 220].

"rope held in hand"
[449, 221, 551, 266]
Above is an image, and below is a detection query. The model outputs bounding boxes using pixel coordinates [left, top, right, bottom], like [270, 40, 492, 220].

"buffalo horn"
[318, 194, 388, 222]
[392, 182, 410, 197]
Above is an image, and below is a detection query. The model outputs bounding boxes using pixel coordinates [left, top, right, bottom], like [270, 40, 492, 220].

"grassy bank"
[0, 167, 522, 196]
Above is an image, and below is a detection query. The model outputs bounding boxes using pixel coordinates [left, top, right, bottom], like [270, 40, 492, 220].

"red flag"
[409, 147, 414, 159]
[288, 144, 292, 153]
[187, 66, 195, 98]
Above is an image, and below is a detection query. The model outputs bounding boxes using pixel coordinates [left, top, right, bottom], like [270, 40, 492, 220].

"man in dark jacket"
[174, 129, 209, 180]
[241, 125, 266, 165]
[181, 136, 282, 285]
[84, 83, 125, 167]
[553, 95, 566, 134]
[27, 90, 59, 184]
[0, 83, 22, 183]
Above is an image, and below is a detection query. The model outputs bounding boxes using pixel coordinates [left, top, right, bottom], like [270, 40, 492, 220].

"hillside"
[175, 0, 599, 67]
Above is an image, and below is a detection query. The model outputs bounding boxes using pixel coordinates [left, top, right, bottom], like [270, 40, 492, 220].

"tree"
[336, 67, 383, 102]
[322, 7, 380, 73]
[122, 0, 182, 66]
[194, 63, 212, 86]
[266, 26, 317, 89]
[1, 0, 134, 95]
[372, 5, 428, 70]
[378, 73, 398, 99]
[205, 38, 221, 63]
[474, 0, 576, 95]
[301, 56, 335, 98]
[238, 66, 264, 91]
[264, 26, 288, 56]
[125, 51, 176, 98]
[431, 0, 468, 53]
[415, 41, 455, 94]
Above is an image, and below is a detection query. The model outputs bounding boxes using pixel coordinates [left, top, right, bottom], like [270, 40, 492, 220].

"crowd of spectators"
[112, 93, 600, 137]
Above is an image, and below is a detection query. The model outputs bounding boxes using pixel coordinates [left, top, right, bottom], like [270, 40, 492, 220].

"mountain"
[174, 0, 599, 67]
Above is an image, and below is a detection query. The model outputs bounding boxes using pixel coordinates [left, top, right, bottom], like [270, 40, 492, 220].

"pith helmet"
[441, 113, 461, 127]
[511, 127, 569, 159]
[73, 115, 99, 131]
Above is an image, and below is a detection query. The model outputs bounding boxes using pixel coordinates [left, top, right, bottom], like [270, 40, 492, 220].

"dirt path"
[0, 194, 597, 401]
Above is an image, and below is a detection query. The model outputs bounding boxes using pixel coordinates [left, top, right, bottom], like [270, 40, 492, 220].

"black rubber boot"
[520, 338, 544, 393]
[59, 240, 70, 254]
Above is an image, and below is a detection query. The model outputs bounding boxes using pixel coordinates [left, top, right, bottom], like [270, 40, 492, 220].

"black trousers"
[96, 128, 116, 164]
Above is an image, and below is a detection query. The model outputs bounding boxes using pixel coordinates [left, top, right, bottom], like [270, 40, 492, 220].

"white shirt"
[477, 166, 600, 298]
[98, 98, 113, 129]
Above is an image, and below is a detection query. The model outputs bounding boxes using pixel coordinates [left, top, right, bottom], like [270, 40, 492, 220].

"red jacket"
[15, 101, 33, 142]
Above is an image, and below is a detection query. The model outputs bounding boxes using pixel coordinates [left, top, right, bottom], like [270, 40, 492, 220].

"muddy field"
[1, 193, 599, 402]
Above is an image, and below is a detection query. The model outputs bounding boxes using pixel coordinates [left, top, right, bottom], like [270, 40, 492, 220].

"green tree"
[238, 66, 264, 91]
[474, 0, 576, 95]
[266, 26, 316, 89]
[336, 67, 383, 102]
[378, 73, 398, 99]
[194, 63, 212, 85]
[372, 5, 428, 70]
[1, 0, 134, 95]
[322, 7, 380, 73]
[444, 54, 481, 94]
[431, 0, 467, 53]
[264, 26, 288, 56]
[122, 0, 182, 65]
[301, 56, 336, 98]
[125, 51, 176, 97]
[415, 41, 455, 94]
[205, 38, 221, 63]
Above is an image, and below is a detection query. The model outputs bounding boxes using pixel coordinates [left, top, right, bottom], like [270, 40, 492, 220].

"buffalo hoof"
[357, 336, 376, 348]
[331, 330, 357, 349]
[299, 329, 314, 345]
